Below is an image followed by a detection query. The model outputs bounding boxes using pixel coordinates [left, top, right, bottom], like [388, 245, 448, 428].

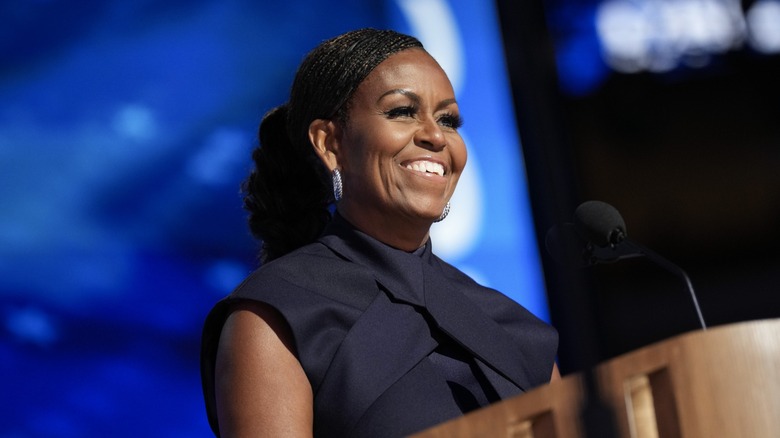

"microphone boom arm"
[621, 239, 708, 330]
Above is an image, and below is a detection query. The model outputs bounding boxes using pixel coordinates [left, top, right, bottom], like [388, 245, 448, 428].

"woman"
[201, 28, 559, 437]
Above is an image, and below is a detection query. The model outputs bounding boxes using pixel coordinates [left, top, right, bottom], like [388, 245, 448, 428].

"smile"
[402, 159, 445, 177]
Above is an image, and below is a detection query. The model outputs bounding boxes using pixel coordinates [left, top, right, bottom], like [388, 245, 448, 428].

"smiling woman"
[200, 28, 559, 438]
[312, 48, 467, 251]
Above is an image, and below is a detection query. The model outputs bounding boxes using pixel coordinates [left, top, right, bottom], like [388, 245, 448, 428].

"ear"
[308, 119, 341, 171]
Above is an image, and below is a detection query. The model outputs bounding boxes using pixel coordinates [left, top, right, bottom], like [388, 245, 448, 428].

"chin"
[397, 195, 448, 222]
[414, 207, 446, 222]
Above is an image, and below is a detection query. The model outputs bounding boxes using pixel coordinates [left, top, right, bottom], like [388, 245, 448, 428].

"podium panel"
[412, 319, 780, 438]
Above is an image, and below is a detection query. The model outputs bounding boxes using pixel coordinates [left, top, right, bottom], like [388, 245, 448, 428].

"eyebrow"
[377, 89, 458, 111]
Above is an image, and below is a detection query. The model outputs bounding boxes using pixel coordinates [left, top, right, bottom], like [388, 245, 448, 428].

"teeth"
[406, 161, 444, 176]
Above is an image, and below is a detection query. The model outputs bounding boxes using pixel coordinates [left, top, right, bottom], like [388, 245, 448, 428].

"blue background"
[1, 1, 547, 436]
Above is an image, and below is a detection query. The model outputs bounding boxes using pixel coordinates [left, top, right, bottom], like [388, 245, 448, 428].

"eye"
[384, 106, 417, 119]
[438, 113, 464, 130]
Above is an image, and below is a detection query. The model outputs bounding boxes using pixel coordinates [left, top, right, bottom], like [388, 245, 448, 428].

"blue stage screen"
[0, 1, 547, 435]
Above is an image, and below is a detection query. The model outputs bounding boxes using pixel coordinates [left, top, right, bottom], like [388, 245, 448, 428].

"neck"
[337, 205, 431, 252]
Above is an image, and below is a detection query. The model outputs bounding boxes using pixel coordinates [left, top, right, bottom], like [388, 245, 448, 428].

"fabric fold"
[313, 289, 440, 435]
[200, 213, 558, 437]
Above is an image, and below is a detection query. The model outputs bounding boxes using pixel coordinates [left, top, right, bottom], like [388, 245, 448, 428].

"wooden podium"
[412, 318, 780, 438]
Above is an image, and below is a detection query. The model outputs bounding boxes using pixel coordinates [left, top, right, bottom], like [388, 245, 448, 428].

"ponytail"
[242, 105, 332, 262]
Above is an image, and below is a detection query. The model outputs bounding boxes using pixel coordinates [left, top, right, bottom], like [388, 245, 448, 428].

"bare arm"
[551, 363, 561, 382]
[215, 301, 313, 437]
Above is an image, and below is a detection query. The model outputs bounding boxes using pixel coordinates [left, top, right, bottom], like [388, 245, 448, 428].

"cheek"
[341, 139, 393, 187]
[348, 127, 410, 168]
[451, 137, 468, 174]
[374, 123, 412, 153]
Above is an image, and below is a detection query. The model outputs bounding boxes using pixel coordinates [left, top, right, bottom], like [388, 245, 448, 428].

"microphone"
[574, 200, 626, 247]
[547, 200, 707, 330]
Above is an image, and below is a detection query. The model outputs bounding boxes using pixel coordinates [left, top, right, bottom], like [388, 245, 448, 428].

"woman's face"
[334, 48, 467, 245]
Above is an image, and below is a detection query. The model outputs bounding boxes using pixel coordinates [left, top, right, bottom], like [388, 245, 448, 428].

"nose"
[415, 117, 446, 151]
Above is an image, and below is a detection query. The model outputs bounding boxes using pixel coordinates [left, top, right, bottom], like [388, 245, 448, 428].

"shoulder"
[233, 241, 377, 311]
[431, 253, 557, 339]
[209, 241, 381, 355]
[201, 241, 382, 433]
[430, 254, 514, 310]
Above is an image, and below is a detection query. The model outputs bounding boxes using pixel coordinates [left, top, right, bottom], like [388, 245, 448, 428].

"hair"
[242, 29, 424, 262]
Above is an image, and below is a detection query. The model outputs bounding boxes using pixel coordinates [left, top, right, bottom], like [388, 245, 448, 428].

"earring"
[434, 202, 450, 222]
[332, 168, 343, 202]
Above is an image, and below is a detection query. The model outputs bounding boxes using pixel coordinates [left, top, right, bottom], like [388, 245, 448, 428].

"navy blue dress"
[201, 215, 558, 437]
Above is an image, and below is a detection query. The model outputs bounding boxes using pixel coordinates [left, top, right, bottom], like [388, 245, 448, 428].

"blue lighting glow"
[1, 1, 549, 435]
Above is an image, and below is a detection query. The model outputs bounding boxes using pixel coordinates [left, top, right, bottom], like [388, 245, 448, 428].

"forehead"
[356, 48, 454, 97]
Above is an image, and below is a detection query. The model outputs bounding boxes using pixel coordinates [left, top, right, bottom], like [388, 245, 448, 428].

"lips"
[402, 159, 445, 177]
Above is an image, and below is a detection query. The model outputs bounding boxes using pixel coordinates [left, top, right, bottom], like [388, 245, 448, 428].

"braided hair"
[242, 29, 424, 262]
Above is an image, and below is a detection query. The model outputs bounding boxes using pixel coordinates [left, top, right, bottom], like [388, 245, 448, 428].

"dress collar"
[318, 214, 540, 392]
[319, 213, 430, 307]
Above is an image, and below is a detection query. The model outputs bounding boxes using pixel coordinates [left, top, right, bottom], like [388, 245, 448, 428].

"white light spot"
[395, 0, 465, 94]
[596, 0, 651, 73]
[597, 0, 748, 73]
[747, 0, 780, 53]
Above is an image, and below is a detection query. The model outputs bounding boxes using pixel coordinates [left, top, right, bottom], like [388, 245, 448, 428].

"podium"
[412, 318, 780, 437]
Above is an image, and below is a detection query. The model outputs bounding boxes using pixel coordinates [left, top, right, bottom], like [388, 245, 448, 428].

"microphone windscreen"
[574, 200, 627, 247]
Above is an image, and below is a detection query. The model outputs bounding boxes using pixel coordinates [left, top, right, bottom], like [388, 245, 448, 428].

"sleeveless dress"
[201, 215, 558, 437]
